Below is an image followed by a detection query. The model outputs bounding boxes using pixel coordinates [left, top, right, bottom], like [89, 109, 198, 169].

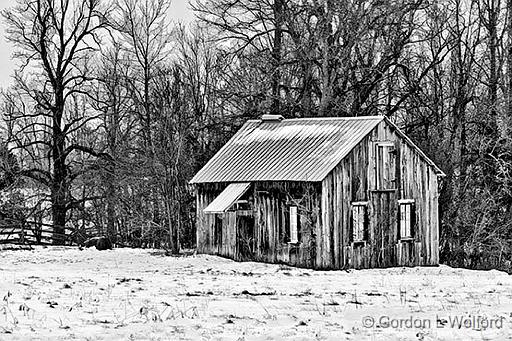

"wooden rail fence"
[0, 219, 87, 245]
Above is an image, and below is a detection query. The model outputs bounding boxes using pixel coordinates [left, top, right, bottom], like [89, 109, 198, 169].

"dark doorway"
[237, 214, 255, 260]
[214, 214, 223, 252]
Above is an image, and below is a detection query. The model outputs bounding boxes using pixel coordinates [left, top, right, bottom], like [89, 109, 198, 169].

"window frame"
[288, 206, 300, 244]
[375, 142, 397, 190]
[233, 199, 250, 211]
[398, 199, 415, 241]
[351, 201, 368, 243]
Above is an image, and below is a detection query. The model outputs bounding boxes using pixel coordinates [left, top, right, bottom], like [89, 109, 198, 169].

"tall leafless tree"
[2, 0, 111, 243]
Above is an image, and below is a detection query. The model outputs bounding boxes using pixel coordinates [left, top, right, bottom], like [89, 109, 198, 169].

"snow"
[243, 123, 341, 143]
[0, 246, 510, 340]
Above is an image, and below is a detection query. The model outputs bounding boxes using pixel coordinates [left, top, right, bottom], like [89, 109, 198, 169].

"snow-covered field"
[0, 246, 510, 340]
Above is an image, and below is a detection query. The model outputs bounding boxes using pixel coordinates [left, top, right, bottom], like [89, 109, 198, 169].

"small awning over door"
[203, 182, 251, 214]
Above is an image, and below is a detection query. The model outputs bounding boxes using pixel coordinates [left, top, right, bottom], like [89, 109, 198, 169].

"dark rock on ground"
[83, 236, 112, 250]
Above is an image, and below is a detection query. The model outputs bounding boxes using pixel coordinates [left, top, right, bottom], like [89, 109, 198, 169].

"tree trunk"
[106, 177, 117, 243]
[271, 0, 283, 114]
[52, 92, 68, 245]
[319, 0, 334, 116]
[508, 0, 512, 126]
[488, 0, 498, 131]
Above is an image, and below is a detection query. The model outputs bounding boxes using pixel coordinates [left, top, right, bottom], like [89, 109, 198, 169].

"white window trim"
[289, 206, 299, 244]
[375, 142, 396, 190]
[399, 200, 414, 239]
[352, 202, 368, 242]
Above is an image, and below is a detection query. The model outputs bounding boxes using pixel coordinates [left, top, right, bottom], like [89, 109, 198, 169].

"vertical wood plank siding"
[196, 121, 440, 269]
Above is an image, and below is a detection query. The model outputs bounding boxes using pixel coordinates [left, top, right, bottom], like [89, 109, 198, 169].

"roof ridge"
[246, 116, 384, 123]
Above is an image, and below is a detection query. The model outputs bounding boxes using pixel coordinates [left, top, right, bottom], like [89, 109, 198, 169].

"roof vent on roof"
[261, 114, 284, 122]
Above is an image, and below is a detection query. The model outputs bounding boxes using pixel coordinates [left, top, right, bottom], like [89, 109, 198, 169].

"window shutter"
[297, 211, 302, 242]
[376, 143, 397, 190]
[410, 202, 416, 239]
[351, 203, 368, 242]
[405, 203, 411, 238]
[394, 141, 400, 190]
[289, 206, 298, 243]
[398, 203, 404, 239]
[349, 206, 354, 242]
[389, 146, 397, 186]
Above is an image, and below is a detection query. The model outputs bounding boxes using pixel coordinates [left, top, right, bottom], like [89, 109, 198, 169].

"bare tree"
[193, 0, 287, 115]
[2, 0, 110, 243]
[111, 0, 180, 251]
[93, 44, 134, 243]
[508, 0, 512, 122]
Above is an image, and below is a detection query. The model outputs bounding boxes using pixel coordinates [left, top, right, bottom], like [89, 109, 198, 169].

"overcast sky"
[0, 0, 194, 89]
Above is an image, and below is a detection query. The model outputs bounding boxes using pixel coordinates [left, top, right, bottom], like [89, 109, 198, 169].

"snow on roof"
[190, 116, 384, 183]
[190, 116, 444, 184]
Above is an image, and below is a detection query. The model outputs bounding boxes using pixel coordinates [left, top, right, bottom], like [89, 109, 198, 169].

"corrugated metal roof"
[190, 116, 384, 183]
[203, 182, 251, 213]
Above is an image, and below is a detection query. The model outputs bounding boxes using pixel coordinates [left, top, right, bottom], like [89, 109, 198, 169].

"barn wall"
[253, 182, 320, 268]
[196, 121, 440, 269]
[320, 121, 440, 269]
[196, 181, 321, 267]
[196, 183, 235, 256]
[319, 135, 371, 269]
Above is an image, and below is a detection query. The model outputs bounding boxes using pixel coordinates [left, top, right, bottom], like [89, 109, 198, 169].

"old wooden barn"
[190, 115, 445, 269]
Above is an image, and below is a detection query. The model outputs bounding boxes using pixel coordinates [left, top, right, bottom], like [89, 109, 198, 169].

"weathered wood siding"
[196, 183, 226, 255]
[196, 120, 440, 269]
[196, 181, 321, 266]
[253, 182, 320, 268]
[319, 120, 439, 269]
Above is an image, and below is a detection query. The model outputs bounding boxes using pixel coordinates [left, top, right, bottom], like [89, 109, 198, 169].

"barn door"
[370, 191, 398, 267]
[214, 214, 223, 254]
[236, 214, 255, 261]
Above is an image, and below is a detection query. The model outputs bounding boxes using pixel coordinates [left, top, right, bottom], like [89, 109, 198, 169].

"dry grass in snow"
[0, 246, 510, 340]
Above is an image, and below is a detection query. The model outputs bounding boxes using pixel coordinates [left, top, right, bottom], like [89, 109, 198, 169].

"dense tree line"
[0, 0, 511, 269]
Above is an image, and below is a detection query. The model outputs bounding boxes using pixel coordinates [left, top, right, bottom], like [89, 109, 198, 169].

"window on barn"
[351, 202, 368, 242]
[289, 206, 300, 243]
[376, 142, 397, 190]
[234, 199, 250, 211]
[399, 199, 415, 240]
